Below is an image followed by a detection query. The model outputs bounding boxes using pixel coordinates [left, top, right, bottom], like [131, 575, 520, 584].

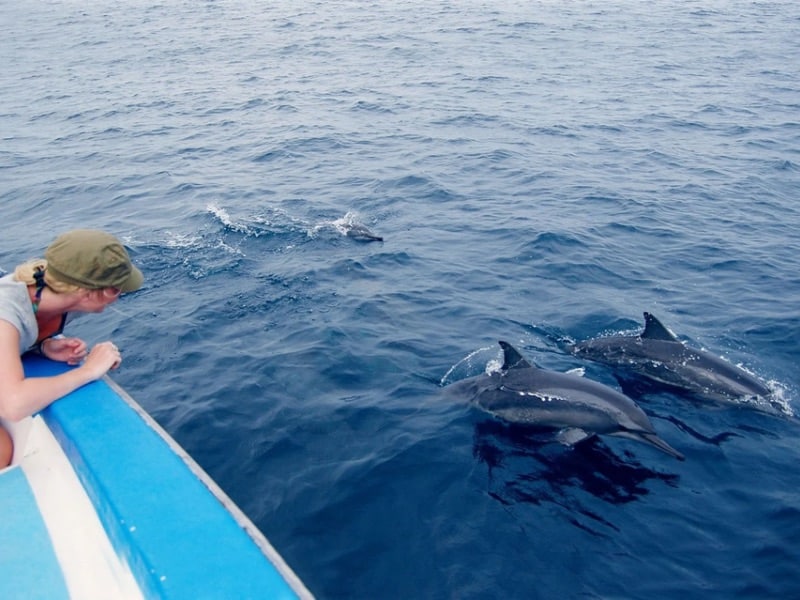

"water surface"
[2, 1, 799, 598]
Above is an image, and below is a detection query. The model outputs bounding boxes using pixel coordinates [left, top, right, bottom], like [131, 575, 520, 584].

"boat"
[0, 354, 313, 599]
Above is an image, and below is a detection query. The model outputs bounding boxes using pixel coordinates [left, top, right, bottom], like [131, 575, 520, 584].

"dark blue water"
[3, 1, 800, 598]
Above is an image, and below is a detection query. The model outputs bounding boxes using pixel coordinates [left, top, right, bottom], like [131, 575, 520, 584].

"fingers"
[69, 338, 88, 355]
[109, 343, 122, 370]
[44, 336, 89, 363]
[108, 343, 122, 369]
[65, 337, 84, 348]
[82, 341, 123, 378]
[68, 338, 89, 361]
[104, 342, 122, 369]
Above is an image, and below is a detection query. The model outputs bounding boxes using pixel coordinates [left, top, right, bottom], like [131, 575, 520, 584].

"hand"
[42, 336, 89, 365]
[79, 341, 123, 380]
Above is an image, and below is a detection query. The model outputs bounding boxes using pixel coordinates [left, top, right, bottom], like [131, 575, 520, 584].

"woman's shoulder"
[0, 274, 37, 353]
[0, 274, 31, 318]
[0, 273, 27, 296]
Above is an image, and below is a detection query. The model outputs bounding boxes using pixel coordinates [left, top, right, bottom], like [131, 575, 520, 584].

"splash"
[440, 345, 500, 386]
[163, 231, 203, 248]
[732, 362, 793, 417]
[331, 211, 362, 236]
[307, 211, 360, 238]
[309, 211, 383, 241]
[206, 202, 255, 236]
[759, 381, 794, 417]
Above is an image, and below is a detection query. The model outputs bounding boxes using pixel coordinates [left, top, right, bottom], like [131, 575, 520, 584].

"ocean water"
[2, 1, 800, 598]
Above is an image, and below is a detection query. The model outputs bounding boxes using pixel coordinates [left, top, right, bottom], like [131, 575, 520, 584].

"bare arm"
[0, 320, 122, 421]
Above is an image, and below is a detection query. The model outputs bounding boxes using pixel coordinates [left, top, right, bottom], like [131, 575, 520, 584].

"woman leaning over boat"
[0, 229, 143, 467]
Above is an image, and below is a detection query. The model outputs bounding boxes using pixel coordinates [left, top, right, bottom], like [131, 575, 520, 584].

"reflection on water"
[473, 419, 680, 534]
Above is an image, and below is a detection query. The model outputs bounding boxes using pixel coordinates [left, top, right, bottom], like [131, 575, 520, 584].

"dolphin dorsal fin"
[498, 341, 532, 370]
[641, 312, 679, 341]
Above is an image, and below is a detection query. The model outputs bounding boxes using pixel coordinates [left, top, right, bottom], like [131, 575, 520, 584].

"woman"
[0, 229, 144, 467]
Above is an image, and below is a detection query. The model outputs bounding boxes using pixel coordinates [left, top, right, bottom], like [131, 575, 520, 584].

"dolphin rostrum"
[571, 312, 772, 404]
[447, 341, 684, 460]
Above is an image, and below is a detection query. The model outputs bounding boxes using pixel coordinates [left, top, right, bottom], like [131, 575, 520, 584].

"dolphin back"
[451, 341, 685, 460]
[574, 312, 773, 403]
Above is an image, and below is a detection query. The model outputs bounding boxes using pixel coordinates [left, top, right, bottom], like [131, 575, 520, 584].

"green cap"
[45, 229, 144, 292]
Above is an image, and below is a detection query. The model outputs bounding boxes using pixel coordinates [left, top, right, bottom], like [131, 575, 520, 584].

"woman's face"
[75, 287, 121, 313]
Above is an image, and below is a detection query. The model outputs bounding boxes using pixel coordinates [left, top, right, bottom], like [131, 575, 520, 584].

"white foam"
[439, 345, 498, 386]
[206, 202, 253, 235]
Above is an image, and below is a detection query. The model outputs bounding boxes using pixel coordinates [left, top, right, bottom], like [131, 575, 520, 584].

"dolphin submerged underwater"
[446, 341, 684, 460]
[571, 312, 773, 405]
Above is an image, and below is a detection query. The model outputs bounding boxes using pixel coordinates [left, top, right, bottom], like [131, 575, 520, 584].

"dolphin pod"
[571, 312, 772, 404]
[446, 340, 684, 460]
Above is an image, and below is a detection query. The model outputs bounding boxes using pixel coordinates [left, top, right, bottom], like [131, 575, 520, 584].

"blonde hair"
[13, 259, 82, 294]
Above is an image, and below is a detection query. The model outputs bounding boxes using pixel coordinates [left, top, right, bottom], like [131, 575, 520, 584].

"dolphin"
[329, 213, 384, 242]
[446, 341, 684, 460]
[571, 312, 772, 404]
[343, 222, 383, 242]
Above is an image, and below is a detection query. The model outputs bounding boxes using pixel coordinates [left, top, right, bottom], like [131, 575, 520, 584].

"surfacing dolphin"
[330, 213, 384, 242]
[344, 222, 383, 242]
[446, 341, 684, 460]
[571, 312, 772, 404]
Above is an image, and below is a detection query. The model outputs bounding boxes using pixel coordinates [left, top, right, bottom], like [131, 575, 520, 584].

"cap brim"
[119, 265, 144, 293]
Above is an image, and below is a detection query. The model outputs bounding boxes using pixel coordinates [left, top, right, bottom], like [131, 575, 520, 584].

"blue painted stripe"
[0, 467, 69, 600]
[23, 355, 307, 600]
